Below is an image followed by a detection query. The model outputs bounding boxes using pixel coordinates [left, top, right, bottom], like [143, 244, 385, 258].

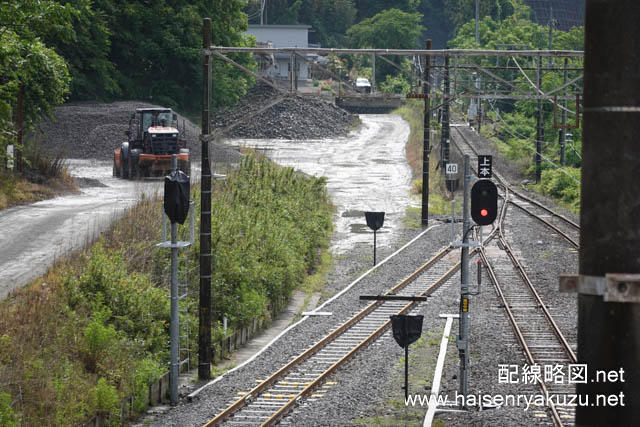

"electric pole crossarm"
[203, 47, 584, 58]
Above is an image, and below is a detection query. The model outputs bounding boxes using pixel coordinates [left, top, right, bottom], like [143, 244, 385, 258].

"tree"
[0, 1, 71, 164]
[249, 0, 357, 47]
[46, 0, 120, 101]
[104, 0, 255, 114]
[347, 8, 423, 84]
[347, 8, 423, 49]
[354, 0, 420, 22]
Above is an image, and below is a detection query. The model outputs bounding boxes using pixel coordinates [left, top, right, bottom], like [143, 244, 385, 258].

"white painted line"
[423, 314, 456, 427]
[301, 311, 332, 316]
[188, 224, 440, 399]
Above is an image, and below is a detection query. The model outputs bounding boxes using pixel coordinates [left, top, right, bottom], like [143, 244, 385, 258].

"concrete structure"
[245, 25, 313, 80]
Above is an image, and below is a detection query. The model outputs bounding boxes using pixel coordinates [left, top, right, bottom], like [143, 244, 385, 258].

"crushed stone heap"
[37, 101, 241, 163]
[212, 83, 357, 140]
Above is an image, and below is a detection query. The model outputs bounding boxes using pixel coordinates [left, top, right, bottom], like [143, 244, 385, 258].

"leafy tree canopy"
[0, 1, 71, 154]
[347, 8, 423, 49]
[248, 0, 358, 47]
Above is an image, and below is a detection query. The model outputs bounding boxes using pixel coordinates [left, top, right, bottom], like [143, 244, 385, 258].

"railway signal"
[365, 211, 385, 266]
[471, 179, 498, 226]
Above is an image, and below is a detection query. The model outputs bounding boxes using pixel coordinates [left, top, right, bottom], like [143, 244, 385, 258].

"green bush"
[200, 154, 333, 324]
[0, 153, 333, 425]
[133, 359, 164, 412]
[83, 309, 118, 373]
[0, 393, 18, 427]
[539, 167, 581, 212]
[89, 378, 120, 422]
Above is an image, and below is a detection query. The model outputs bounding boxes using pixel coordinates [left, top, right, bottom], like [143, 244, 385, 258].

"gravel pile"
[212, 83, 357, 140]
[35, 101, 242, 162]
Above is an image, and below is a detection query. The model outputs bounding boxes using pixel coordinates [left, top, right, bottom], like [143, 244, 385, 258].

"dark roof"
[135, 108, 172, 113]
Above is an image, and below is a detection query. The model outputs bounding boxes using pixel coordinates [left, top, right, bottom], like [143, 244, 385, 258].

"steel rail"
[478, 189, 566, 427]
[204, 246, 453, 426]
[456, 122, 577, 359]
[507, 199, 579, 248]
[261, 259, 463, 426]
[479, 246, 564, 427]
[497, 229, 578, 364]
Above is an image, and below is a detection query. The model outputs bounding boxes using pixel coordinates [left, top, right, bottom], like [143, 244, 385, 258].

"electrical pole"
[441, 55, 450, 166]
[535, 55, 543, 183]
[559, 57, 568, 165]
[371, 53, 376, 94]
[548, 4, 554, 67]
[198, 17, 213, 381]
[576, 1, 640, 424]
[421, 40, 431, 226]
[16, 84, 23, 172]
[475, 0, 479, 44]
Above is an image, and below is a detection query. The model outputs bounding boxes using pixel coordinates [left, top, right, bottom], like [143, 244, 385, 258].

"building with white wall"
[245, 25, 313, 80]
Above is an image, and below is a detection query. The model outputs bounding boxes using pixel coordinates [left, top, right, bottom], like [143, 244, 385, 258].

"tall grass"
[0, 140, 76, 210]
[0, 153, 333, 425]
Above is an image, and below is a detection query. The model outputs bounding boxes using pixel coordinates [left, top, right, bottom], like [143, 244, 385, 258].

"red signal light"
[471, 180, 498, 225]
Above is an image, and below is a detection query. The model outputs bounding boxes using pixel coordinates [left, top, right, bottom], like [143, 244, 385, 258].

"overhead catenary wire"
[486, 100, 581, 185]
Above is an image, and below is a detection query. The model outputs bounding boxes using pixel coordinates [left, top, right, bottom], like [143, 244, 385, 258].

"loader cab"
[128, 108, 182, 155]
[134, 108, 175, 138]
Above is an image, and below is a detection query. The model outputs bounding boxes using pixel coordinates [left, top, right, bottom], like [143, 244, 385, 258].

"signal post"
[454, 154, 498, 406]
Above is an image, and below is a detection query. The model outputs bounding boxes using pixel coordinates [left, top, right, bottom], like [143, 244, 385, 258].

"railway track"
[479, 186, 577, 426]
[450, 123, 580, 249]
[205, 121, 579, 426]
[450, 122, 578, 425]
[205, 245, 466, 426]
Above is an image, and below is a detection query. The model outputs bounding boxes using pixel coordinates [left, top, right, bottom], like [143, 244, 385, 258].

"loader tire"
[120, 148, 129, 179]
[128, 156, 139, 180]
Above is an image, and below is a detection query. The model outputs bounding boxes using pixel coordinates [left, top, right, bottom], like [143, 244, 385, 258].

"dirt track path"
[0, 160, 162, 298]
[227, 114, 413, 254]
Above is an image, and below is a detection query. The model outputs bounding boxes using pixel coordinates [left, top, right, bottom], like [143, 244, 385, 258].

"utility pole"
[559, 57, 568, 165]
[16, 84, 23, 172]
[535, 55, 543, 183]
[421, 40, 431, 226]
[548, 4, 554, 67]
[576, 1, 640, 424]
[198, 17, 213, 381]
[371, 53, 376, 94]
[441, 55, 450, 166]
[475, 0, 479, 44]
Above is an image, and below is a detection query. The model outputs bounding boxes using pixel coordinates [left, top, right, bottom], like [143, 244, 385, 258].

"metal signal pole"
[575, 1, 640, 424]
[421, 40, 432, 226]
[198, 17, 213, 381]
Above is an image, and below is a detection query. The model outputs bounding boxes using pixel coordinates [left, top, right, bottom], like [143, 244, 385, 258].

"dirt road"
[227, 114, 413, 254]
[0, 160, 164, 298]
